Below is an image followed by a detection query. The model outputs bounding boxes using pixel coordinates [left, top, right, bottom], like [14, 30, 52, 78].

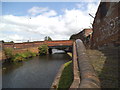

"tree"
[48, 36, 52, 41]
[44, 36, 48, 41]
[10, 41, 14, 43]
[44, 36, 52, 41]
[1, 40, 4, 43]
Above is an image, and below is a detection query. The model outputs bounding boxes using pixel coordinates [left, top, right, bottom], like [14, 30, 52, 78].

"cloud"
[76, 1, 100, 17]
[28, 6, 49, 16]
[0, 2, 100, 42]
[0, 32, 24, 42]
[87, 2, 100, 17]
[41, 10, 57, 17]
[9, 34, 24, 41]
[76, 3, 87, 11]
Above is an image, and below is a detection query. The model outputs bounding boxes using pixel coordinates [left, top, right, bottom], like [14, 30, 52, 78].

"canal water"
[2, 50, 71, 88]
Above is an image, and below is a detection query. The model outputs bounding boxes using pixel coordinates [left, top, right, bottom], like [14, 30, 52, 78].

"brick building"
[91, 2, 120, 48]
[70, 28, 93, 46]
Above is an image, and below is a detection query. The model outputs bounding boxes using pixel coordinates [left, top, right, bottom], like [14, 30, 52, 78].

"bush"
[24, 51, 31, 58]
[4, 48, 14, 59]
[12, 51, 37, 62]
[25, 51, 37, 57]
[30, 52, 37, 57]
[3, 48, 37, 62]
[12, 53, 25, 62]
[20, 53, 27, 58]
[38, 44, 48, 55]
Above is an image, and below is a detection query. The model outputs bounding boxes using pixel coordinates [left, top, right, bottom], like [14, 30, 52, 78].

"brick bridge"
[45, 40, 73, 53]
[1, 40, 73, 48]
[0, 40, 73, 60]
[45, 40, 73, 47]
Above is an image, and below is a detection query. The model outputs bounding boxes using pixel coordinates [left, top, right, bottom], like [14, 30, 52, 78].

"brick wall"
[0, 40, 73, 60]
[3, 40, 73, 49]
[91, 2, 120, 48]
[3, 41, 44, 49]
[70, 29, 93, 48]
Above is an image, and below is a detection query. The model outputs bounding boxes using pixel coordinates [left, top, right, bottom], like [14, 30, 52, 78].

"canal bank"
[2, 52, 71, 88]
[51, 52, 73, 89]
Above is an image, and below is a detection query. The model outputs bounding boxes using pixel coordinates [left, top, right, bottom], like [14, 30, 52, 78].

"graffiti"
[97, 16, 119, 42]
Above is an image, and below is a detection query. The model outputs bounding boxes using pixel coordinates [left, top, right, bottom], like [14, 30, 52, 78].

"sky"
[0, 0, 100, 42]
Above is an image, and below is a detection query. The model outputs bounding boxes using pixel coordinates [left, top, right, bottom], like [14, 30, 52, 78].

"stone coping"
[70, 42, 80, 88]
[76, 39, 101, 88]
[50, 64, 64, 89]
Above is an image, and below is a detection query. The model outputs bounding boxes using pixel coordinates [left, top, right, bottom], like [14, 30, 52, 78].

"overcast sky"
[0, 0, 100, 42]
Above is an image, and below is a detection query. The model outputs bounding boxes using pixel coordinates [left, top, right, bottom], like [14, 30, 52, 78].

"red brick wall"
[3, 40, 73, 49]
[46, 40, 73, 46]
[91, 2, 120, 48]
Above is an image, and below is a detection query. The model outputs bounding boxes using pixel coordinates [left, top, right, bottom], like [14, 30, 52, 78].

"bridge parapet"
[45, 40, 73, 46]
[3, 40, 73, 49]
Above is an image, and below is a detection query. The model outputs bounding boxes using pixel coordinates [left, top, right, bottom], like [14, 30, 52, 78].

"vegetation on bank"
[57, 60, 73, 89]
[4, 44, 49, 62]
[12, 51, 37, 62]
[67, 53, 72, 57]
[3, 48, 37, 62]
[4, 48, 14, 59]
[38, 44, 48, 55]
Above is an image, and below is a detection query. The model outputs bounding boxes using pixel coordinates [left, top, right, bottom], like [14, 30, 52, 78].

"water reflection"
[52, 49, 65, 54]
[2, 50, 71, 88]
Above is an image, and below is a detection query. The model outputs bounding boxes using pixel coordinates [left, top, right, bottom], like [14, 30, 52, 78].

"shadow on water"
[2, 51, 71, 88]
[98, 47, 119, 88]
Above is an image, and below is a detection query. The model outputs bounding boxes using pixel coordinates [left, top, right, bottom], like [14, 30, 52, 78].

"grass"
[12, 51, 37, 62]
[86, 47, 119, 88]
[57, 60, 73, 89]
[67, 53, 72, 57]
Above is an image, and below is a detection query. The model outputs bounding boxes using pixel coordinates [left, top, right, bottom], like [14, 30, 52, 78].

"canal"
[2, 50, 71, 88]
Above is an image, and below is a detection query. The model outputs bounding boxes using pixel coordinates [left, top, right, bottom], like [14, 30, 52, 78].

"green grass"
[57, 60, 73, 89]
[67, 53, 72, 57]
